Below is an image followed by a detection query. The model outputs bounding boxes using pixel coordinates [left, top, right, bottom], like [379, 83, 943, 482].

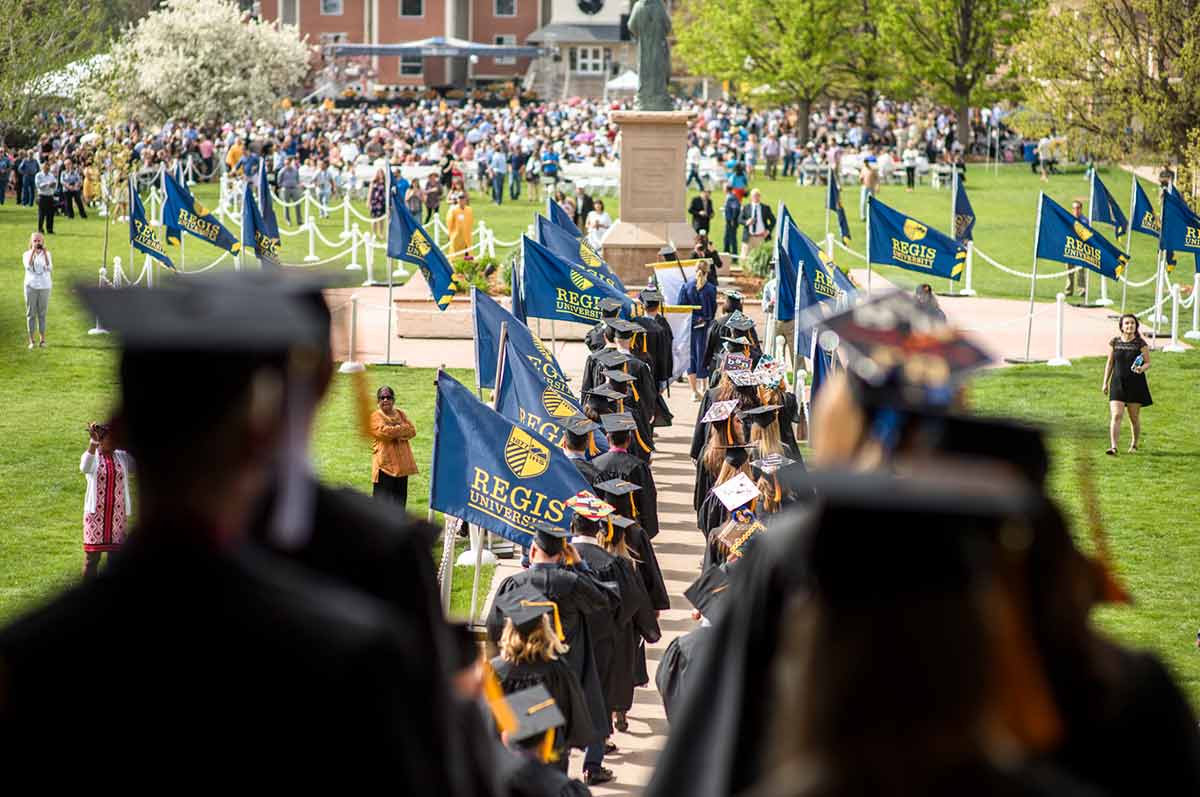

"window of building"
[320, 0, 343, 14]
[494, 35, 517, 65]
[319, 32, 348, 44]
[280, 0, 297, 25]
[400, 0, 423, 16]
[495, 0, 516, 16]
[401, 55, 423, 75]
[571, 46, 605, 74]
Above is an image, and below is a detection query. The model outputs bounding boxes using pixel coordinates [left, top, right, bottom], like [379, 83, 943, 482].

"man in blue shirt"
[0, 148, 11, 205]
[541, 148, 560, 192]
[489, 145, 508, 206]
[18, 153, 40, 207]
[721, 182, 741, 255]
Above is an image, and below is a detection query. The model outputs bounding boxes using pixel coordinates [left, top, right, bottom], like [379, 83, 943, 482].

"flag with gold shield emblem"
[1036, 193, 1130, 280]
[388, 195, 457, 309]
[868, 196, 967, 280]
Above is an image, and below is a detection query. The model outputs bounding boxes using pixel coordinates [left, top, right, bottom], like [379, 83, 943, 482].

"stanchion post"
[825, 232, 835, 260]
[304, 216, 320, 263]
[1048, 293, 1070, 366]
[959, 241, 977, 296]
[1185, 273, 1200, 341]
[1098, 273, 1113, 306]
[338, 294, 366, 373]
[346, 223, 363, 271]
[341, 195, 351, 239]
[1164, 284, 1188, 353]
[88, 267, 109, 335]
[362, 232, 376, 286]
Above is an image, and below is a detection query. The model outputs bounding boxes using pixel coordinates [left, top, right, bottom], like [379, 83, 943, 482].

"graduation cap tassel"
[606, 516, 613, 543]
[481, 659, 518, 734]
[1076, 448, 1133, 604]
[635, 428, 652, 454]
[725, 417, 734, 446]
[351, 369, 375, 442]
[588, 433, 598, 457]
[540, 727, 557, 764]
[522, 599, 566, 641]
[631, 383, 640, 403]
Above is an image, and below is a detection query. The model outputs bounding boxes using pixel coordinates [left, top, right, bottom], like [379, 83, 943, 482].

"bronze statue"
[627, 0, 672, 111]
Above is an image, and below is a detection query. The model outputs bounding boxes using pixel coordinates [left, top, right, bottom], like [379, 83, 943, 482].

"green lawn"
[1, 168, 1197, 700]
[971, 354, 1200, 703]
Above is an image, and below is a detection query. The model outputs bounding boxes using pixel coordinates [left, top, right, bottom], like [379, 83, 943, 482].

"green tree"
[673, 0, 852, 142]
[881, 0, 1037, 148]
[0, 0, 108, 145]
[830, 0, 894, 115]
[1013, 0, 1200, 167]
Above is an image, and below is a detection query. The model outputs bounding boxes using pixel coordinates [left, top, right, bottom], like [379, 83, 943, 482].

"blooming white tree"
[83, 0, 311, 122]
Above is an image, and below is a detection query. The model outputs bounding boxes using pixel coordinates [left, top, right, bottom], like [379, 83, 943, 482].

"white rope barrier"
[972, 245, 1080, 281]
[311, 218, 350, 249]
[1121, 270, 1160, 288]
[181, 250, 232, 275]
[88, 265, 110, 335]
[832, 238, 867, 261]
[1163, 284, 1189, 352]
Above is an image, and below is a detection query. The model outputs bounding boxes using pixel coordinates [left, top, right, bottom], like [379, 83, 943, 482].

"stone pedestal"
[601, 111, 695, 287]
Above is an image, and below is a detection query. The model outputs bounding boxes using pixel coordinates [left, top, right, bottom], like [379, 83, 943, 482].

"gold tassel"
[481, 659, 518, 734]
[635, 428, 652, 454]
[522, 600, 565, 641]
[540, 727, 557, 764]
[725, 416, 734, 446]
[1076, 448, 1133, 604]
[351, 369, 375, 441]
[628, 496, 638, 519]
[588, 433, 598, 456]
[631, 383, 640, 403]
[606, 516, 613, 543]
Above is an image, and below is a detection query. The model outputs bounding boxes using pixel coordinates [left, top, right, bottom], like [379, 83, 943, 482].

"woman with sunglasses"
[80, 421, 133, 578]
[370, 385, 418, 510]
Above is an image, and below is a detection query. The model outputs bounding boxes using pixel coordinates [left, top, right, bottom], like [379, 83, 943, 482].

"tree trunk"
[797, 98, 812, 145]
[956, 100, 971, 153]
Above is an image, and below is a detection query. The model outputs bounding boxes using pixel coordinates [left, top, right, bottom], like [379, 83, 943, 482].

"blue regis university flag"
[388, 196, 457, 309]
[1090, 172, 1128, 239]
[1130, 180, 1161, 237]
[1160, 187, 1200, 258]
[774, 205, 800, 323]
[242, 180, 281, 267]
[1036, 194, 1129, 280]
[954, 178, 976, 242]
[521, 236, 635, 325]
[129, 181, 174, 269]
[472, 288, 569, 393]
[162, 170, 241, 255]
[828, 172, 852, 244]
[548, 197, 582, 236]
[495, 339, 607, 456]
[788, 219, 852, 356]
[430, 370, 588, 547]
[535, 215, 625, 291]
[868, 196, 966, 280]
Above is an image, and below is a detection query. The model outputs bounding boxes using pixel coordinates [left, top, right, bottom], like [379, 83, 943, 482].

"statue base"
[601, 111, 694, 287]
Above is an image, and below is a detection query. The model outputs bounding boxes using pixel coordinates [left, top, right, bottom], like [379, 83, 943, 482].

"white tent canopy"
[606, 70, 639, 91]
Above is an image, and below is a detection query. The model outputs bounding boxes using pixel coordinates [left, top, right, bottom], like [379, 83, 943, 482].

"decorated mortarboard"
[751, 452, 795, 474]
[497, 585, 562, 637]
[593, 349, 632, 369]
[722, 352, 753, 373]
[566, 491, 615, 520]
[505, 685, 567, 746]
[721, 335, 753, 346]
[598, 297, 625, 314]
[603, 369, 637, 384]
[684, 567, 730, 618]
[594, 477, 641, 496]
[605, 318, 640, 336]
[639, 288, 665, 304]
[530, 519, 570, 555]
[727, 370, 760, 388]
[806, 290, 993, 405]
[724, 290, 744, 302]
[716, 508, 766, 560]
[725, 311, 755, 332]
[712, 471, 762, 512]
[738, 404, 782, 426]
[585, 385, 624, 402]
[560, 414, 600, 436]
[754, 356, 785, 389]
[700, 399, 741, 424]
[599, 412, 638, 434]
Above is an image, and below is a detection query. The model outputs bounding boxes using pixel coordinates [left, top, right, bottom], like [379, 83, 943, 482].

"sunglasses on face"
[379, 394, 395, 401]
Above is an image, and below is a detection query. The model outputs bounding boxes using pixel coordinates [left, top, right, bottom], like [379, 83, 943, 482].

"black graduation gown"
[486, 563, 613, 742]
[570, 456, 600, 487]
[572, 541, 622, 712]
[498, 750, 594, 797]
[491, 657, 595, 755]
[584, 323, 608, 353]
[655, 626, 712, 722]
[607, 556, 661, 712]
[698, 492, 731, 571]
[625, 520, 669, 611]
[591, 449, 660, 539]
[703, 314, 763, 376]
[779, 391, 801, 453]
[0, 529, 460, 788]
[635, 313, 674, 387]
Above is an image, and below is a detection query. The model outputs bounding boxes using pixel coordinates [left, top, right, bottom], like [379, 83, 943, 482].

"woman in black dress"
[1102, 314, 1152, 455]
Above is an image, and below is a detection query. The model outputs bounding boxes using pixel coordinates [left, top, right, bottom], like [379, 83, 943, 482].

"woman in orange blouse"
[371, 385, 418, 510]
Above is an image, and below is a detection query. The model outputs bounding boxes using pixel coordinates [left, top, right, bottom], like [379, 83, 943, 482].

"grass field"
[0, 165, 1197, 702]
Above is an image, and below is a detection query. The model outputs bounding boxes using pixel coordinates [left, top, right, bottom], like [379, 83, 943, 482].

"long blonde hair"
[499, 616, 568, 664]
[600, 532, 639, 567]
[751, 419, 785, 458]
[695, 262, 709, 289]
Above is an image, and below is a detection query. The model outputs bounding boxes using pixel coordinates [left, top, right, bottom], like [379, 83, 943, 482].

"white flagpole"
[1010, 192, 1045, 363]
[865, 195, 873, 296]
[948, 168, 957, 294]
[1083, 168, 1096, 305]
[1120, 176, 1136, 315]
[824, 166, 831, 244]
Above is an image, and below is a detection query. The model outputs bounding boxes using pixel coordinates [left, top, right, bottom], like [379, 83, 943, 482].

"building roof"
[527, 24, 624, 44]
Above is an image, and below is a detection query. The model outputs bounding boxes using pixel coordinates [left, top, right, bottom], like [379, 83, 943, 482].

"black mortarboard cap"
[594, 478, 641, 497]
[605, 318, 640, 336]
[738, 404, 781, 427]
[585, 385, 624, 402]
[603, 369, 637, 384]
[725, 311, 755, 332]
[600, 412, 638, 434]
[446, 622, 479, 672]
[725, 290, 744, 302]
[594, 349, 632, 369]
[530, 519, 570, 555]
[560, 414, 600, 436]
[639, 288, 664, 304]
[505, 685, 566, 744]
[684, 567, 730, 618]
[659, 245, 678, 260]
[497, 585, 558, 635]
[598, 298, 624, 314]
[721, 334, 752, 346]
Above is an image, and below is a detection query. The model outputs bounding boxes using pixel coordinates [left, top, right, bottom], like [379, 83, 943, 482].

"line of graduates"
[0, 273, 617, 794]
[651, 291, 1200, 797]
